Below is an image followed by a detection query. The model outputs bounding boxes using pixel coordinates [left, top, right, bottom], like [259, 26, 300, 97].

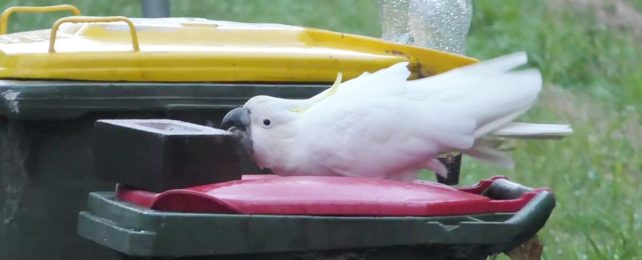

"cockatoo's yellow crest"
[324, 72, 343, 98]
[288, 72, 343, 113]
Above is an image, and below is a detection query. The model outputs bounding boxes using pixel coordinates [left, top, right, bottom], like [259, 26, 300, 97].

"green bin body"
[0, 80, 325, 260]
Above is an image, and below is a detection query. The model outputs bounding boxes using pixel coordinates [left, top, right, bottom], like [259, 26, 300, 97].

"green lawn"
[2, 0, 641, 259]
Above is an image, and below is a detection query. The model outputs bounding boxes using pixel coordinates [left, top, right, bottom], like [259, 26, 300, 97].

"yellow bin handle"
[49, 16, 141, 53]
[0, 5, 81, 35]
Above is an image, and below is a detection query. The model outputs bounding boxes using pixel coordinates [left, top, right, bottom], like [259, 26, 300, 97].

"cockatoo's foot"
[426, 159, 448, 179]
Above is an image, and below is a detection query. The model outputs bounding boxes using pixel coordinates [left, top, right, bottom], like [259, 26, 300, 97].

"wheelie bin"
[0, 5, 553, 260]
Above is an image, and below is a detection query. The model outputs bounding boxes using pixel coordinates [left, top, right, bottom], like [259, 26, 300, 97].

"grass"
[2, 0, 641, 259]
[464, 2, 642, 259]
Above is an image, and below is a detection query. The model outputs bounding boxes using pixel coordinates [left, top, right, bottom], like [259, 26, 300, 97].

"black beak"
[221, 107, 251, 132]
[221, 107, 253, 154]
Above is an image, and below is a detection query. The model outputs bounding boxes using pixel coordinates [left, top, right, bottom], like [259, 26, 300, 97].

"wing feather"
[288, 52, 541, 178]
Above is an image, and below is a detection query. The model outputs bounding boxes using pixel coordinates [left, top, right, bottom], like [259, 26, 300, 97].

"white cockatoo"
[221, 52, 542, 181]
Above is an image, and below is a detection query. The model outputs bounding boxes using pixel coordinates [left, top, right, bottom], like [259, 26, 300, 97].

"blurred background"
[2, 0, 641, 259]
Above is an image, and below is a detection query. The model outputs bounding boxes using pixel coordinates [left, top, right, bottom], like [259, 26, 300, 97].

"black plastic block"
[93, 119, 243, 192]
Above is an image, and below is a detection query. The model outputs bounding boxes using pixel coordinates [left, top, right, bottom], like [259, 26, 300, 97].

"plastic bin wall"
[0, 80, 326, 260]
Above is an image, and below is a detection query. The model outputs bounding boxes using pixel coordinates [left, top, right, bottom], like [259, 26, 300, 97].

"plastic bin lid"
[117, 175, 540, 216]
[0, 16, 476, 82]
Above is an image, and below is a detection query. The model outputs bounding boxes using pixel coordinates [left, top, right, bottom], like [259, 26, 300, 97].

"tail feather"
[411, 52, 541, 171]
[409, 52, 542, 140]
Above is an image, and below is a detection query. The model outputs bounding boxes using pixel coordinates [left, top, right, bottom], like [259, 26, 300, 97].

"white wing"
[293, 95, 476, 178]
[287, 52, 542, 178]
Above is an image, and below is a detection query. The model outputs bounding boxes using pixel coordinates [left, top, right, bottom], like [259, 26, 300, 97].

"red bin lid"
[117, 175, 538, 216]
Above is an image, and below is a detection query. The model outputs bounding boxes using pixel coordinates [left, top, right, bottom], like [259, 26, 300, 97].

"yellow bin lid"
[0, 14, 476, 82]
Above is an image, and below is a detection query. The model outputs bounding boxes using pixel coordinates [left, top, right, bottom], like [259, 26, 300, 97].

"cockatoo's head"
[221, 73, 343, 156]
[221, 96, 304, 165]
[221, 73, 343, 172]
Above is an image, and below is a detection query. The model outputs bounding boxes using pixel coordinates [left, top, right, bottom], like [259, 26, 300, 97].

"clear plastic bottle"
[378, 0, 472, 54]
[378, 0, 414, 45]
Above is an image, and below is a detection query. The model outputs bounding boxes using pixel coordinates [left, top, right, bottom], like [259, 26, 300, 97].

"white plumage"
[222, 52, 543, 181]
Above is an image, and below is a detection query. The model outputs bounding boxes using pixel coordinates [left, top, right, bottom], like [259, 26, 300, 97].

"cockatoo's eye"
[262, 118, 272, 128]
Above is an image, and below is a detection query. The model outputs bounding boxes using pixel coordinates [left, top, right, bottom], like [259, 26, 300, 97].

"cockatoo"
[221, 52, 542, 181]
